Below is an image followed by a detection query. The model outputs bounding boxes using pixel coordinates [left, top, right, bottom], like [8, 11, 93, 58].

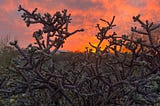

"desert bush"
[0, 5, 84, 106]
[0, 36, 16, 105]
[0, 5, 160, 106]
[0, 35, 16, 78]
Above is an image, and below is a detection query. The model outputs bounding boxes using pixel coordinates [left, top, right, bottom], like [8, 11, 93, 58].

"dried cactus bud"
[27, 44, 36, 53]
[33, 30, 43, 40]
[133, 14, 140, 22]
[9, 40, 18, 46]
[44, 13, 51, 17]
[80, 28, 84, 32]
[55, 11, 61, 17]
[25, 18, 30, 27]
[18, 5, 22, 11]
[101, 27, 107, 32]
[62, 9, 67, 13]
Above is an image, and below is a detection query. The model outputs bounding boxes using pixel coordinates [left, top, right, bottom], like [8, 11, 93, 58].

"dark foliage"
[0, 5, 160, 106]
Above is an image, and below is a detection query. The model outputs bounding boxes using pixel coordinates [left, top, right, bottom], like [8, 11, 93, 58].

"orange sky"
[0, 0, 160, 51]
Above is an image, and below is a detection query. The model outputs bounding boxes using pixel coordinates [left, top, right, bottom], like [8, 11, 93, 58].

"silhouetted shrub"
[0, 6, 160, 106]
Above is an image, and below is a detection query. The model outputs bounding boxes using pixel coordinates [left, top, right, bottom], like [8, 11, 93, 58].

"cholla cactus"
[1, 5, 160, 106]
[18, 5, 84, 54]
[83, 14, 160, 105]
[0, 5, 84, 106]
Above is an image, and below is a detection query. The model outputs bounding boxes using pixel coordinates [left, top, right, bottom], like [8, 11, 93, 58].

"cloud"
[126, 0, 146, 7]
[61, 0, 104, 10]
[0, 0, 160, 51]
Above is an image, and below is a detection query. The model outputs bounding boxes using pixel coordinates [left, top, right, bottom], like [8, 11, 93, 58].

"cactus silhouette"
[0, 6, 160, 106]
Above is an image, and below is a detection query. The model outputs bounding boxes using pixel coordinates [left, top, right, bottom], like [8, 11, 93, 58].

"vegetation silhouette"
[0, 5, 160, 106]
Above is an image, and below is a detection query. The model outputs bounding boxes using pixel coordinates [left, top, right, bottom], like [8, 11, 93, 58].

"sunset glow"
[0, 0, 160, 51]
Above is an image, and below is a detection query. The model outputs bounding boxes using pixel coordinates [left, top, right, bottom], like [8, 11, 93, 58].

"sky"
[0, 0, 160, 51]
